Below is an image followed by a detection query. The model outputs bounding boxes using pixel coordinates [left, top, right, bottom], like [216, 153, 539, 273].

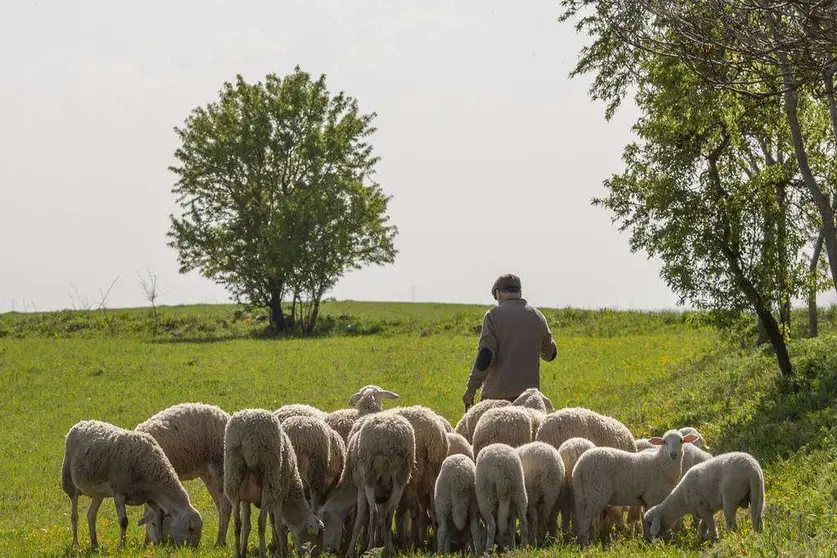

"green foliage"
[2, 303, 837, 555]
[168, 67, 397, 332]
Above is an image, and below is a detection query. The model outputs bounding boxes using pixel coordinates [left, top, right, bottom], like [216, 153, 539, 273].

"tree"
[168, 67, 397, 332]
[595, 56, 814, 375]
[559, 0, 837, 297]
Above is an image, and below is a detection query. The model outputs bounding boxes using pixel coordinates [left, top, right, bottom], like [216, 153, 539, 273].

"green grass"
[1, 301, 836, 556]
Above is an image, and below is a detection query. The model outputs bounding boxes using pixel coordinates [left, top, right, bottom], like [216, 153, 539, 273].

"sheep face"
[169, 506, 203, 547]
[292, 513, 325, 556]
[648, 430, 698, 461]
[643, 506, 671, 540]
[319, 508, 346, 553]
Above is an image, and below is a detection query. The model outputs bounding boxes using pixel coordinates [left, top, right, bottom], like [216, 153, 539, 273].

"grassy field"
[1, 301, 837, 556]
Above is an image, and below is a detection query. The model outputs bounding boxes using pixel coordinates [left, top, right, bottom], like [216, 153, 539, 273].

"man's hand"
[462, 390, 475, 412]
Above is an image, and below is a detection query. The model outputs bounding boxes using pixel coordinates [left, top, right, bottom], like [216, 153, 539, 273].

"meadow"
[2, 301, 837, 556]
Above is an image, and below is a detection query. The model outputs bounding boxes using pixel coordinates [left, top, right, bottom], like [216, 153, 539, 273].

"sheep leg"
[69, 494, 79, 547]
[232, 498, 242, 558]
[478, 495, 496, 553]
[257, 504, 268, 558]
[526, 506, 539, 548]
[723, 496, 739, 533]
[86, 495, 103, 550]
[241, 502, 252, 557]
[469, 501, 483, 554]
[559, 489, 572, 541]
[201, 465, 231, 546]
[113, 493, 129, 547]
[515, 492, 529, 548]
[696, 505, 718, 541]
[381, 480, 405, 558]
[348, 487, 369, 557]
[436, 517, 449, 553]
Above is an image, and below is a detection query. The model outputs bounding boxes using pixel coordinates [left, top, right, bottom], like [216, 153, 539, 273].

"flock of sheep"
[60, 386, 766, 557]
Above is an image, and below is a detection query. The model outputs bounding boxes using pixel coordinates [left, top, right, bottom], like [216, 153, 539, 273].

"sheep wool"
[475, 443, 529, 552]
[434, 454, 483, 554]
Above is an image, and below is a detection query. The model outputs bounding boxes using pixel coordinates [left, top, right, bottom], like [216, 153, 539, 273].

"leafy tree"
[595, 56, 815, 375]
[168, 67, 397, 332]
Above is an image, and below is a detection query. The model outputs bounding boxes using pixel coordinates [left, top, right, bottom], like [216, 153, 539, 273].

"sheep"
[516, 441, 565, 546]
[389, 405, 450, 549]
[644, 452, 765, 541]
[325, 408, 359, 443]
[535, 407, 636, 454]
[274, 403, 326, 423]
[223, 409, 322, 558]
[348, 385, 401, 416]
[679, 426, 710, 450]
[454, 399, 511, 443]
[475, 443, 529, 552]
[134, 402, 230, 546]
[635, 439, 654, 451]
[472, 406, 534, 458]
[282, 415, 338, 512]
[434, 454, 483, 554]
[446, 432, 474, 461]
[319, 411, 416, 558]
[557, 437, 596, 537]
[512, 388, 554, 413]
[526, 409, 547, 439]
[61, 420, 203, 550]
[572, 429, 699, 547]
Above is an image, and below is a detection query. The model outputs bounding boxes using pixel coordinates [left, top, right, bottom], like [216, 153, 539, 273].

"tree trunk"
[770, 16, 837, 297]
[305, 288, 324, 336]
[269, 293, 287, 332]
[809, 231, 825, 337]
[756, 307, 794, 378]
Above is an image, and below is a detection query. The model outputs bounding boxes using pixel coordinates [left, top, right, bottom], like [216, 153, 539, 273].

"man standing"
[462, 274, 557, 410]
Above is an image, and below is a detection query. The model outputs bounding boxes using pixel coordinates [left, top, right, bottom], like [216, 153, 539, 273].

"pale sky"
[1, 0, 698, 312]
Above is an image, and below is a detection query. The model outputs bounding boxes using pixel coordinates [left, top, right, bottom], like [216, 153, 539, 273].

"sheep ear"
[376, 390, 400, 401]
[683, 434, 699, 444]
[648, 437, 665, 446]
[650, 516, 662, 537]
[138, 508, 156, 526]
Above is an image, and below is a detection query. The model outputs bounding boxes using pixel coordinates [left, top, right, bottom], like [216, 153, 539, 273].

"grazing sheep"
[274, 404, 327, 423]
[319, 411, 416, 558]
[61, 420, 203, 550]
[446, 432, 474, 461]
[516, 442, 565, 546]
[472, 406, 534, 458]
[454, 399, 511, 443]
[135, 402, 230, 546]
[556, 437, 596, 537]
[572, 430, 699, 547]
[512, 388, 554, 413]
[475, 443, 529, 552]
[325, 408, 359, 443]
[526, 409, 547, 439]
[223, 409, 322, 558]
[644, 452, 765, 541]
[282, 415, 335, 511]
[434, 454, 483, 554]
[535, 407, 636, 454]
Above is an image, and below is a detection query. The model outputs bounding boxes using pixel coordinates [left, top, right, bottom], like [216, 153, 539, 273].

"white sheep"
[679, 426, 709, 451]
[556, 437, 596, 537]
[516, 441, 565, 546]
[635, 439, 654, 451]
[472, 406, 534, 458]
[446, 432, 474, 461]
[475, 443, 529, 552]
[135, 402, 230, 546]
[319, 411, 416, 558]
[434, 454, 483, 554]
[572, 429, 699, 546]
[454, 399, 511, 443]
[282, 415, 339, 512]
[348, 385, 401, 417]
[644, 452, 765, 541]
[535, 407, 636, 453]
[274, 403, 327, 423]
[325, 408, 359, 443]
[61, 420, 203, 550]
[512, 388, 554, 413]
[223, 409, 322, 558]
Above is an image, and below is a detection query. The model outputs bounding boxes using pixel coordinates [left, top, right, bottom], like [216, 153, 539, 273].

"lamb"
[282, 415, 340, 512]
[472, 406, 534, 458]
[512, 388, 554, 413]
[557, 437, 596, 537]
[134, 402, 230, 546]
[635, 439, 654, 451]
[644, 452, 765, 541]
[679, 426, 709, 450]
[516, 442, 565, 546]
[348, 385, 401, 416]
[274, 403, 327, 423]
[476, 443, 529, 552]
[223, 409, 322, 558]
[434, 454, 483, 553]
[61, 420, 203, 550]
[454, 399, 511, 443]
[572, 429, 699, 546]
[446, 432, 474, 461]
[535, 407, 636, 453]
[319, 411, 416, 558]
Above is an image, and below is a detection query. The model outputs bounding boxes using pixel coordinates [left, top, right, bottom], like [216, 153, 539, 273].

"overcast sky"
[0, 0, 720, 312]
